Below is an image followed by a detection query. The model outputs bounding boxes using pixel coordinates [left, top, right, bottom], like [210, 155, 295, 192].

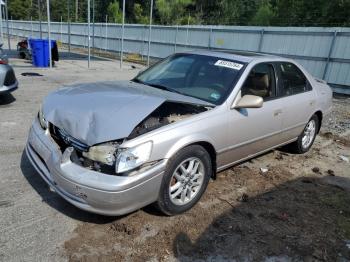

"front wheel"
[288, 115, 319, 154]
[157, 145, 212, 215]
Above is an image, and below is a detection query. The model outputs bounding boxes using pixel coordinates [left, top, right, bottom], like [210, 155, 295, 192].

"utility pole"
[92, 0, 95, 55]
[147, 0, 153, 66]
[38, 0, 42, 38]
[46, 0, 52, 68]
[120, 0, 125, 69]
[87, 0, 90, 68]
[5, 0, 10, 50]
[68, 0, 71, 54]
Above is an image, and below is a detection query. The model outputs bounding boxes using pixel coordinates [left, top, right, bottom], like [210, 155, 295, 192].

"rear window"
[278, 62, 311, 96]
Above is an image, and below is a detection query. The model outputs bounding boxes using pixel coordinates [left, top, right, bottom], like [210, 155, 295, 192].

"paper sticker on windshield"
[210, 92, 221, 100]
[214, 60, 243, 70]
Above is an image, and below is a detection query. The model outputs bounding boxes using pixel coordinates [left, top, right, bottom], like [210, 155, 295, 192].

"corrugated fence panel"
[211, 30, 260, 51]
[3, 21, 350, 92]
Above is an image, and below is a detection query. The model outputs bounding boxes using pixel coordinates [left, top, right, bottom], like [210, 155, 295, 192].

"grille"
[4, 69, 17, 86]
[50, 124, 89, 152]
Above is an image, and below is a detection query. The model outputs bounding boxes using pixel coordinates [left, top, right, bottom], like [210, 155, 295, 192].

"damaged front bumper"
[25, 118, 166, 216]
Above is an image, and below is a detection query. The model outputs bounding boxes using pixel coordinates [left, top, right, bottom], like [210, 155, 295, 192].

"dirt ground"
[63, 96, 350, 262]
[0, 40, 349, 261]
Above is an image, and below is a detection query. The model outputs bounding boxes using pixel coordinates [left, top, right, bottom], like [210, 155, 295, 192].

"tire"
[157, 145, 212, 216]
[288, 114, 319, 154]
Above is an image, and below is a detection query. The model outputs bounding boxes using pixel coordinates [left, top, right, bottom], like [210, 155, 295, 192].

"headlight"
[82, 144, 117, 166]
[115, 141, 152, 173]
[38, 105, 48, 130]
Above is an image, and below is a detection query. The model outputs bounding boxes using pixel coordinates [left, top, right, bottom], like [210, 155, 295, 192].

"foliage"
[156, 0, 199, 25]
[250, 1, 275, 26]
[134, 3, 148, 24]
[8, 0, 31, 20]
[7, 0, 350, 27]
[107, 1, 123, 23]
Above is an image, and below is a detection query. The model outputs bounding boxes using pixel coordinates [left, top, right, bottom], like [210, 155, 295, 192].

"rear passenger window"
[279, 63, 311, 96]
[241, 63, 276, 100]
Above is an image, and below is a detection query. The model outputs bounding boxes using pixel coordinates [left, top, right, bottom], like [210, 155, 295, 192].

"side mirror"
[234, 95, 263, 109]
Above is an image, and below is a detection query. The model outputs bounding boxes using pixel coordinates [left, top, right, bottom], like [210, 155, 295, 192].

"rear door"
[275, 62, 316, 141]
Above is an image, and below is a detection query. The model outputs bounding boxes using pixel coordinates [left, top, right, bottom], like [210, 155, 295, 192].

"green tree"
[107, 1, 123, 23]
[156, 0, 197, 25]
[250, 1, 275, 25]
[8, 0, 31, 20]
[134, 3, 149, 24]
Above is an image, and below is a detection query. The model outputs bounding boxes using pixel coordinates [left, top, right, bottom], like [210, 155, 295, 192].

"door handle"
[274, 109, 282, 116]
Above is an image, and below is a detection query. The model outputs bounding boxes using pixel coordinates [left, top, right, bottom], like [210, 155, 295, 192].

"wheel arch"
[165, 136, 217, 179]
[314, 110, 323, 133]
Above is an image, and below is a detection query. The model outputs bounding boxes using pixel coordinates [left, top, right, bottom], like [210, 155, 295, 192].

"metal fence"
[4, 20, 350, 93]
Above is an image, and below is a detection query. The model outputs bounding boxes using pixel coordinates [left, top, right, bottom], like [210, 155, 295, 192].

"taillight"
[0, 60, 7, 64]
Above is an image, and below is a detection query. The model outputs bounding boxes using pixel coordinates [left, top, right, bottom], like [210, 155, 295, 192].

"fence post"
[120, 0, 125, 69]
[67, 0, 71, 56]
[31, 16, 33, 38]
[174, 25, 178, 53]
[4, 0, 10, 50]
[87, 0, 91, 68]
[147, 0, 154, 66]
[208, 27, 212, 49]
[186, 19, 190, 47]
[92, 0, 95, 56]
[258, 29, 264, 52]
[47, 0, 52, 69]
[60, 16, 62, 42]
[323, 30, 337, 80]
[0, 4, 3, 44]
[105, 15, 107, 51]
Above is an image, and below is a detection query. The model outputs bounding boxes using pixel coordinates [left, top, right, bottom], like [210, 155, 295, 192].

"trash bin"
[29, 39, 56, 67]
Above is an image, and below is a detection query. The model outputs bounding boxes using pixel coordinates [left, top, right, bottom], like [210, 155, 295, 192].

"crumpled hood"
[43, 81, 212, 145]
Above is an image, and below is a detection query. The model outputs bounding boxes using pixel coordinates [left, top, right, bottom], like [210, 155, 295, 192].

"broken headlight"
[38, 105, 48, 130]
[82, 144, 117, 166]
[115, 141, 152, 173]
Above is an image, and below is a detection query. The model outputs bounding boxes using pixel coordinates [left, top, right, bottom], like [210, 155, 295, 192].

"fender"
[164, 133, 217, 160]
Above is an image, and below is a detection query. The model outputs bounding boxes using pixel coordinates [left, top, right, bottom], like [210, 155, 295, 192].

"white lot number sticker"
[214, 60, 243, 70]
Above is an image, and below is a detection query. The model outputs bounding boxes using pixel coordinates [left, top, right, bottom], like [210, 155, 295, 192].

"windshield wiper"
[146, 83, 183, 95]
[133, 79, 184, 96]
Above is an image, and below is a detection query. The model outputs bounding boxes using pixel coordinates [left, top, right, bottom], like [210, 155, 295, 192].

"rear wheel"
[288, 115, 319, 153]
[157, 145, 212, 215]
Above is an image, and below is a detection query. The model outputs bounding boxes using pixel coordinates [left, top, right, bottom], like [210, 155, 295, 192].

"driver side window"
[241, 63, 276, 100]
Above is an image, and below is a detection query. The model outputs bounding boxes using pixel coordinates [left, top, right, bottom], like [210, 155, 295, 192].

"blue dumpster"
[29, 39, 56, 67]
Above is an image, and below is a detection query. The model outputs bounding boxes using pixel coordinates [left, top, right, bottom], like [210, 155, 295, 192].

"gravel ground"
[0, 42, 349, 261]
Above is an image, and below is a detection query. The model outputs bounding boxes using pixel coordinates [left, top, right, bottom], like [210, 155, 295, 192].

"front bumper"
[25, 118, 166, 216]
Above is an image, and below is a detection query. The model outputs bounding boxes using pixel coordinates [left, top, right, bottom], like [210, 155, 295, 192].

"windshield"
[133, 53, 246, 105]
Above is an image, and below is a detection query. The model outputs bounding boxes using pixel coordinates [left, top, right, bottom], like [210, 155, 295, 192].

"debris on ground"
[21, 72, 43, 77]
[327, 169, 335, 176]
[312, 167, 320, 173]
[236, 193, 249, 203]
[339, 155, 349, 163]
[260, 167, 269, 174]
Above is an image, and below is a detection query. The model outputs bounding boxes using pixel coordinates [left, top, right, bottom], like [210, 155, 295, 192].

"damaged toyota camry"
[26, 50, 332, 216]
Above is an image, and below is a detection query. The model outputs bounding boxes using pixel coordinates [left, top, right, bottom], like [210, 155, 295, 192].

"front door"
[219, 63, 284, 169]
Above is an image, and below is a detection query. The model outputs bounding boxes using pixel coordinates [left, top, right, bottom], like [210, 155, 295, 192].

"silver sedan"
[26, 51, 332, 216]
